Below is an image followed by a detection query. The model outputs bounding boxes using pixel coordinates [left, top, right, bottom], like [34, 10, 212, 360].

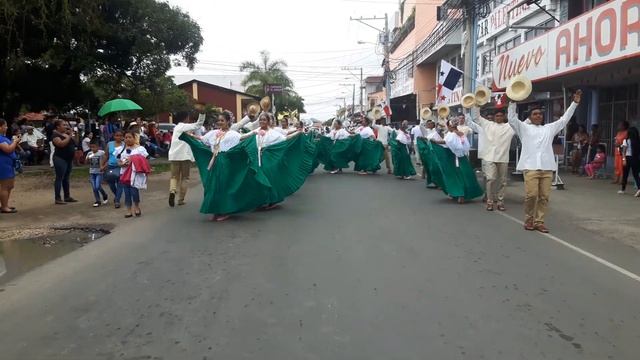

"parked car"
[158, 123, 176, 134]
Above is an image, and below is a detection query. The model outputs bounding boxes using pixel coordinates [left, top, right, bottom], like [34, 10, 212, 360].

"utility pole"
[462, 1, 477, 93]
[339, 83, 356, 116]
[360, 67, 364, 113]
[350, 13, 390, 123]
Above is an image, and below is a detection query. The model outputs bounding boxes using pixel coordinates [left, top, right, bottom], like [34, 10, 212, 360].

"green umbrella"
[98, 98, 143, 117]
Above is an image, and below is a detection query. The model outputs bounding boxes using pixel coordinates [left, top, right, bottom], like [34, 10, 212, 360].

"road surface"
[0, 171, 639, 359]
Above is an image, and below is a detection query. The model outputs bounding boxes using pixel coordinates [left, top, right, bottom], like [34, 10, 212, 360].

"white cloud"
[166, 0, 395, 119]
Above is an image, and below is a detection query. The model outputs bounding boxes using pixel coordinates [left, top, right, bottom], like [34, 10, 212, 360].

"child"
[118, 131, 150, 218]
[86, 139, 108, 207]
[584, 144, 606, 179]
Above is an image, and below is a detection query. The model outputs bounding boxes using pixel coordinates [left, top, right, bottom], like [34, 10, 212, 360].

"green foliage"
[240, 50, 306, 114]
[0, 0, 203, 119]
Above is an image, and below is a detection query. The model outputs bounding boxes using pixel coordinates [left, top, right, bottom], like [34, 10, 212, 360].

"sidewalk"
[503, 171, 640, 250]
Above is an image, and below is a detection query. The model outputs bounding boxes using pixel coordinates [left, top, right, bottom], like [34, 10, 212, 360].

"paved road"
[1, 171, 639, 359]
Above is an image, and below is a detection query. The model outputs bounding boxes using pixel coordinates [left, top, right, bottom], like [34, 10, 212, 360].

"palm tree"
[240, 50, 305, 113]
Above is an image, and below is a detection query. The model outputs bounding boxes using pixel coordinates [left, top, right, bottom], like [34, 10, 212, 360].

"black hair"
[628, 127, 640, 159]
[596, 144, 606, 152]
[220, 110, 233, 122]
[0, 118, 7, 127]
[175, 111, 190, 123]
[89, 139, 100, 146]
[53, 119, 66, 129]
[113, 129, 123, 135]
[620, 120, 630, 130]
[494, 110, 505, 116]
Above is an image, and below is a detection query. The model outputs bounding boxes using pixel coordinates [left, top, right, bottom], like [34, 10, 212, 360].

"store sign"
[493, 0, 640, 89]
[264, 84, 283, 93]
[443, 86, 463, 106]
[390, 69, 414, 98]
[478, 0, 535, 41]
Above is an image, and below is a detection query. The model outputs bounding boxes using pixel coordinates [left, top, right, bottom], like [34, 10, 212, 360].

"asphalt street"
[0, 170, 639, 359]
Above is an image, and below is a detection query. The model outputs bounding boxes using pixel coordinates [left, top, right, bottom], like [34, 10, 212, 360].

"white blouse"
[396, 130, 412, 145]
[201, 129, 241, 152]
[355, 126, 375, 139]
[255, 128, 286, 148]
[444, 132, 470, 158]
[327, 128, 350, 141]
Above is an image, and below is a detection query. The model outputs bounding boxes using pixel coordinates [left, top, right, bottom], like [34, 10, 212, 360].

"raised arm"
[180, 113, 206, 133]
[231, 115, 252, 131]
[547, 91, 582, 135]
[507, 102, 523, 135]
[465, 110, 481, 134]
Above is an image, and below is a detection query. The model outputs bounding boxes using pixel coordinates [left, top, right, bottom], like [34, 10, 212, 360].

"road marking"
[495, 210, 640, 283]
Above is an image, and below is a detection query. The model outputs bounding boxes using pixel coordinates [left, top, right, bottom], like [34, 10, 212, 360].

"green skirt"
[424, 141, 483, 200]
[353, 137, 384, 173]
[316, 136, 360, 171]
[388, 134, 416, 177]
[180, 133, 316, 214]
[417, 138, 441, 185]
[180, 134, 270, 215]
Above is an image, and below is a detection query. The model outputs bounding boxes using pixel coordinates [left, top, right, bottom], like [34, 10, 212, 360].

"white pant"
[49, 142, 55, 167]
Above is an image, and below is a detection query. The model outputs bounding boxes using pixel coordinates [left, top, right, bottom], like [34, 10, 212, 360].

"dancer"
[323, 119, 352, 174]
[467, 107, 514, 211]
[389, 120, 416, 180]
[168, 108, 205, 207]
[428, 119, 483, 203]
[353, 116, 384, 175]
[508, 90, 581, 233]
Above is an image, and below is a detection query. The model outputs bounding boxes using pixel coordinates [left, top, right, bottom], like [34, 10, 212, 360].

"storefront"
[492, 0, 640, 156]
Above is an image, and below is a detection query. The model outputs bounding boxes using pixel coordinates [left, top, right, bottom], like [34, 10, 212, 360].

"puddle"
[0, 228, 110, 286]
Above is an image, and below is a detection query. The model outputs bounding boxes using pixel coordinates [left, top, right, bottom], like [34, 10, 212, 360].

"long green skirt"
[180, 133, 316, 214]
[417, 138, 441, 185]
[353, 137, 384, 173]
[180, 134, 270, 215]
[388, 135, 416, 177]
[425, 141, 483, 200]
[316, 136, 360, 171]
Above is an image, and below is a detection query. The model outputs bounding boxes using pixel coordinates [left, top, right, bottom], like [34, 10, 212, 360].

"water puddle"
[0, 227, 111, 286]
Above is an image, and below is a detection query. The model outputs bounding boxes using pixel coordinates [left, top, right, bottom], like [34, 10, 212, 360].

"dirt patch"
[1, 165, 200, 240]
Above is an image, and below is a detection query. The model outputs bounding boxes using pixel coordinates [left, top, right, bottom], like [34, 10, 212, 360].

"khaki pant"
[383, 145, 392, 172]
[523, 170, 553, 225]
[170, 160, 192, 202]
[483, 161, 509, 204]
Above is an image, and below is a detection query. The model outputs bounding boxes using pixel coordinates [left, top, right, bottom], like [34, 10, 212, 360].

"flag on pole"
[494, 93, 507, 109]
[436, 60, 463, 104]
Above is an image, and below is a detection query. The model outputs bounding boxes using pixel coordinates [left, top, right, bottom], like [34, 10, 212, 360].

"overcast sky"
[166, 0, 399, 119]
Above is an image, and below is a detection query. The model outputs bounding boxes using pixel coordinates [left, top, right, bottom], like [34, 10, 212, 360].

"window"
[481, 51, 493, 75]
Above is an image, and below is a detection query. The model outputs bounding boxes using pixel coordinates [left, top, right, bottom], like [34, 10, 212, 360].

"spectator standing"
[0, 119, 19, 213]
[570, 125, 589, 174]
[105, 130, 124, 208]
[86, 140, 109, 207]
[619, 127, 640, 196]
[119, 131, 149, 218]
[11, 128, 30, 164]
[587, 124, 600, 163]
[52, 119, 78, 205]
[22, 126, 46, 165]
[81, 132, 93, 156]
[613, 121, 630, 185]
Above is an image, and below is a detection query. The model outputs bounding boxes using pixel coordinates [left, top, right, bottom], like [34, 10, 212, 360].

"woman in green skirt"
[428, 119, 483, 203]
[389, 120, 416, 179]
[353, 116, 384, 174]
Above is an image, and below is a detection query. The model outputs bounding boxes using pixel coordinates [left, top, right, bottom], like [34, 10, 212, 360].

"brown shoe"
[496, 203, 506, 211]
[535, 224, 550, 233]
[524, 221, 535, 231]
[486, 202, 494, 211]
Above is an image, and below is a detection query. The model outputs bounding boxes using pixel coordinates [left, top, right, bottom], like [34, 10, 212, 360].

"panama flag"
[436, 60, 463, 104]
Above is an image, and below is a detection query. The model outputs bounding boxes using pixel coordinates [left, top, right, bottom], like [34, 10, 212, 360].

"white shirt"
[274, 126, 296, 136]
[201, 129, 241, 152]
[622, 139, 632, 156]
[238, 115, 260, 132]
[468, 107, 514, 163]
[396, 130, 412, 145]
[119, 145, 149, 163]
[508, 101, 578, 171]
[22, 132, 45, 147]
[411, 126, 423, 143]
[168, 114, 205, 162]
[426, 129, 443, 142]
[444, 132, 470, 158]
[255, 128, 286, 148]
[355, 126, 375, 139]
[81, 137, 91, 152]
[327, 128, 350, 141]
[372, 124, 391, 145]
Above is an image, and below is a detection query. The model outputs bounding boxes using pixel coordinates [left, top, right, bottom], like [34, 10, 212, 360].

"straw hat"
[260, 96, 271, 111]
[420, 107, 432, 120]
[461, 93, 476, 109]
[247, 103, 259, 116]
[474, 86, 492, 106]
[437, 104, 450, 118]
[506, 74, 533, 101]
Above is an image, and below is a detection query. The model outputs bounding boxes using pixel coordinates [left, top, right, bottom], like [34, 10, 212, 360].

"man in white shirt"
[22, 126, 46, 164]
[372, 117, 393, 174]
[508, 90, 581, 233]
[468, 108, 514, 211]
[168, 107, 206, 207]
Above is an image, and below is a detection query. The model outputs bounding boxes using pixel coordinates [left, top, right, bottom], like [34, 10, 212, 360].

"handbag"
[105, 166, 120, 182]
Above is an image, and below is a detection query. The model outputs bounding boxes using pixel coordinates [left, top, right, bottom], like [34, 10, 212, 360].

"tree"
[0, 0, 203, 119]
[240, 50, 306, 113]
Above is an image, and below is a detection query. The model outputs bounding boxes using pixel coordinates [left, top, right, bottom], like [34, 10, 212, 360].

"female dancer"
[389, 120, 416, 180]
[353, 116, 384, 175]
